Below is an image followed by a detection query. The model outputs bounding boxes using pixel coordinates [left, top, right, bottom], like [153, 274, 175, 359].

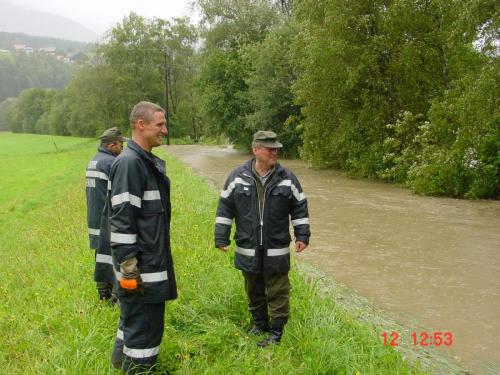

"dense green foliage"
[0, 133, 426, 374]
[0, 52, 75, 104]
[1, 1, 497, 197]
[291, 0, 498, 197]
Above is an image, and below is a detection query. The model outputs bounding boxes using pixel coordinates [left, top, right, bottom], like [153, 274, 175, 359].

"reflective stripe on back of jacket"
[86, 146, 115, 249]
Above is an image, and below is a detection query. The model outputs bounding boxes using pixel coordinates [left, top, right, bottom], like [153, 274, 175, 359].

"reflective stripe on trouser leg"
[112, 310, 125, 368]
[121, 301, 165, 373]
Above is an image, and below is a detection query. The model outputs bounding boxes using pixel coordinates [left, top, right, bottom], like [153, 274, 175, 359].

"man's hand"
[119, 257, 143, 292]
[295, 241, 308, 253]
[218, 245, 230, 252]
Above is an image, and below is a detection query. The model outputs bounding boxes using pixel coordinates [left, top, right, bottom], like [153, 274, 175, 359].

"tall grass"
[0, 133, 425, 374]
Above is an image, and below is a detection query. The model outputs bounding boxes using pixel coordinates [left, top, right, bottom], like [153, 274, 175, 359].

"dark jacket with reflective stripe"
[86, 146, 115, 249]
[109, 140, 177, 303]
[215, 158, 310, 275]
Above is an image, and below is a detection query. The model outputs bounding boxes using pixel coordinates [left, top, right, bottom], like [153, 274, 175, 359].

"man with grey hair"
[215, 130, 311, 347]
[108, 101, 177, 373]
[86, 127, 125, 302]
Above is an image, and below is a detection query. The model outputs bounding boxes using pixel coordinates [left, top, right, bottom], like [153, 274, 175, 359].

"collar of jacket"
[127, 139, 166, 176]
[97, 145, 115, 156]
[242, 158, 285, 183]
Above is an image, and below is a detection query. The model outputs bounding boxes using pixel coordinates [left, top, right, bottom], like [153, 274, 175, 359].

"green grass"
[0, 133, 425, 374]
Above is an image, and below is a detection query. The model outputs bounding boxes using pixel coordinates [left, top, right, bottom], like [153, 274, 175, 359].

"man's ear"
[136, 119, 145, 130]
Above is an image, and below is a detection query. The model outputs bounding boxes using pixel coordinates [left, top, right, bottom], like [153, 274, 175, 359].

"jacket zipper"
[260, 186, 267, 246]
[243, 172, 277, 247]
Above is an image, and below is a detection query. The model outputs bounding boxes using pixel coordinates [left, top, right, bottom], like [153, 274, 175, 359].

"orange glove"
[119, 257, 143, 293]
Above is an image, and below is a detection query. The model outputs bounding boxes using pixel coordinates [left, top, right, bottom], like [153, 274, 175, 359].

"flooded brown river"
[165, 145, 500, 375]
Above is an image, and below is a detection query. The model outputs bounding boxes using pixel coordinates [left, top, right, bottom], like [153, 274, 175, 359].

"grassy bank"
[0, 133, 424, 374]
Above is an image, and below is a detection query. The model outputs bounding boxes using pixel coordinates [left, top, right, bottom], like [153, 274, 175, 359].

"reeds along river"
[165, 144, 500, 375]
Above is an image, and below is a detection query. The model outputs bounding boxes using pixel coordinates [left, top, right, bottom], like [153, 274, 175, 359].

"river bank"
[165, 144, 500, 375]
[0, 133, 424, 374]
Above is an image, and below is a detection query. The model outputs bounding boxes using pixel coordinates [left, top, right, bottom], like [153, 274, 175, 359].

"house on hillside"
[13, 44, 33, 53]
[38, 47, 56, 55]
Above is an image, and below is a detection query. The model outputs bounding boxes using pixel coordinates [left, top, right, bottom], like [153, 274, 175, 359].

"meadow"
[0, 132, 425, 374]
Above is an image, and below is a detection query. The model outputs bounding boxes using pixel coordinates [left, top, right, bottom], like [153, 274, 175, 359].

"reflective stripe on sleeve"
[111, 192, 141, 208]
[114, 270, 168, 283]
[277, 179, 306, 201]
[268, 247, 290, 256]
[86, 178, 96, 188]
[86, 170, 109, 181]
[116, 329, 124, 340]
[96, 254, 113, 265]
[110, 232, 137, 244]
[87, 160, 98, 169]
[142, 190, 161, 200]
[123, 345, 160, 359]
[88, 228, 100, 236]
[107, 180, 111, 191]
[215, 217, 233, 225]
[291, 218, 310, 227]
[220, 177, 251, 198]
[235, 246, 255, 257]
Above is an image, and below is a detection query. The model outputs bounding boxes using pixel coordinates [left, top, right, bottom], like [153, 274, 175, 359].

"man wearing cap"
[85, 127, 125, 302]
[214, 130, 311, 347]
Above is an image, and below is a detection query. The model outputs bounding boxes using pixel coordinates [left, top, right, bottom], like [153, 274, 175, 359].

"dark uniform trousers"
[243, 271, 290, 320]
[121, 302, 165, 374]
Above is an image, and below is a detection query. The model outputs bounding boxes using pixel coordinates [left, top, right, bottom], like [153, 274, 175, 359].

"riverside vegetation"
[0, 133, 426, 374]
[1, 0, 497, 199]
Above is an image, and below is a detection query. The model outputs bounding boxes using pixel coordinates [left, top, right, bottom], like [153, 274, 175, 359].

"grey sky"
[9, 0, 195, 35]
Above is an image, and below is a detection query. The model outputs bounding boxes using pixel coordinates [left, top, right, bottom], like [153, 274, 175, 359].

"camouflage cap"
[99, 127, 127, 144]
[252, 130, 283, 148]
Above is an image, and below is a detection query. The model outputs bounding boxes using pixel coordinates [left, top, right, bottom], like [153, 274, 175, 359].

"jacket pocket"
[142, 198, 164, 214]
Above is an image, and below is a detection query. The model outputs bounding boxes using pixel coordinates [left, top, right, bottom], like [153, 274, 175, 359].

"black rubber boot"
[248, 308, 269, 335]
[122, 360, 156, 374]
[257, 317, 287, 347]
[111, 338, 124, 369]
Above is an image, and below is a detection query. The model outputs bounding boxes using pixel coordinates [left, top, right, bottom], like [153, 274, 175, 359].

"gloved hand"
[119, 257, 143, 293]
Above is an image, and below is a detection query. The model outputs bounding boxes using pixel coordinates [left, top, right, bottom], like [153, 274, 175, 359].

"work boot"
[111, 338, 124, 369]
[122, 359, 156, 374]
[257, 317, 287, 347]
[248, 308, 269, 335]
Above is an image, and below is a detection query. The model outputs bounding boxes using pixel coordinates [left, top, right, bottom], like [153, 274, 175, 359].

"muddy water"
[165, 145, 500, 374]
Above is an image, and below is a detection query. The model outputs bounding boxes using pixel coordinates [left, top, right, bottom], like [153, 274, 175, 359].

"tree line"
[0, 0, 498, 198]
[0, 52, 75, 104]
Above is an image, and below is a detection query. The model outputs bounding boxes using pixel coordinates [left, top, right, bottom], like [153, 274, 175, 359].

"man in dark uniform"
[214, 130, 311, 347]
[109, 101, 177, 374]
[85, 127, 125, 302]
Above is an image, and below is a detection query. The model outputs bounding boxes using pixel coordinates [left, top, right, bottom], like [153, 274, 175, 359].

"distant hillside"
[0, 31, 91, 52]
[0, 0, 99, 43]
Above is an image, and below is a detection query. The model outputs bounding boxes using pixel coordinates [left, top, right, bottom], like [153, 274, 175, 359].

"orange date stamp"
[381, 331, 454, 347]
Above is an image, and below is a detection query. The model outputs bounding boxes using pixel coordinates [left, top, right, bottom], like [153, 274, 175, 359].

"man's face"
[142, 111, 167, 148]
[253, 145, 279, 168]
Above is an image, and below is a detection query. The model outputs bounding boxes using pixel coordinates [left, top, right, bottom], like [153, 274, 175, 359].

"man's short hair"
[129, 101, 165, 128]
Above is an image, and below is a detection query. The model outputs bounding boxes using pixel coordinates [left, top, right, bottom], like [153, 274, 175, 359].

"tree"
[195, 0, 280, 147]
[243, 21, 302, 156]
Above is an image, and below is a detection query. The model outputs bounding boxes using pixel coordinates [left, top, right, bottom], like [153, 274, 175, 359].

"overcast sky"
[9, 0, 195, 35]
